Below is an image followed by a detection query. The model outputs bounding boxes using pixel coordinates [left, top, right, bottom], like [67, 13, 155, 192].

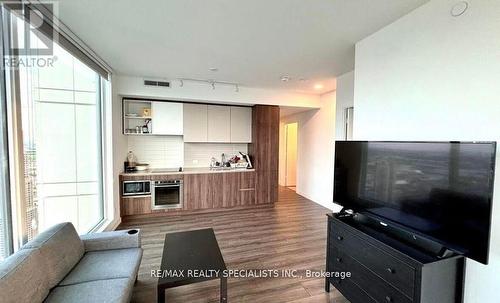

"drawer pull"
[336, 257, 342, 263]
[386, 268, 395, 274]
[385, 296, 393, 302]
[337, 236, 344, 241]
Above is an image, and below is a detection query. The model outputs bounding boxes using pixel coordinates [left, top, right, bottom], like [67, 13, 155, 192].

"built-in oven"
[152, 180, 183, 210]
[122, 180, 151, 196]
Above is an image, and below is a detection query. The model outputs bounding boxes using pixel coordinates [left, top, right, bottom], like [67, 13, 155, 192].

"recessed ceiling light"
[299, 78, 308, 82]
[314, 84, 323, 90]
[209, 67, 218, 72]
[451, 1, 468, 17]
[281, 75, 291, 82]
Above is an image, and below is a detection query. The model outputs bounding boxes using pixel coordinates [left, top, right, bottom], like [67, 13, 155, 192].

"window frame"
[0, 6, 14, 259]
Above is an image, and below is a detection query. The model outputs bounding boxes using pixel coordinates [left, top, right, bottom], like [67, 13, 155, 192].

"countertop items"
[120, 167, 255, 177]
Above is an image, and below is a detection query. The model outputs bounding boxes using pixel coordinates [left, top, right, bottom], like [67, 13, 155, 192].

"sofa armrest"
[80, 229, 141, 252]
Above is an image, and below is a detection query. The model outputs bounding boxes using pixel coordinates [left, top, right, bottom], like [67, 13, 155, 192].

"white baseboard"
[296, 190, 338, 211]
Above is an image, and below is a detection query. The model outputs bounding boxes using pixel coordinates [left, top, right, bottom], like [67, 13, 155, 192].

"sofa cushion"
[23, 222, 84, 288]
[59, 248, 142, 286]
[0, 248, 50, 303]
[44, 278, 133, 303]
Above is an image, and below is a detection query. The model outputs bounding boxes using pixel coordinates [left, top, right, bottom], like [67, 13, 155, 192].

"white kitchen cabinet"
[151, 101, 183, 135]
[207, 105, 231, 142]
[230, 106, 252, 143]
[183, 103, 208, 142]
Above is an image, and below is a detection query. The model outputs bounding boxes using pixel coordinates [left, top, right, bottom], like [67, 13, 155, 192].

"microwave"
[122, 180, 151, 196]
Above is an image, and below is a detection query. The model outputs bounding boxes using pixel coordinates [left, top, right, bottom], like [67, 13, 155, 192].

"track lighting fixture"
[175, 77, 240, 92]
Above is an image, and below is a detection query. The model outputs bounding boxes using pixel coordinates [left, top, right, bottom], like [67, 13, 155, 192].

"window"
[0, 9, 12, 260]
[1, 5, 109, 244]
[18, 43, 104, 237]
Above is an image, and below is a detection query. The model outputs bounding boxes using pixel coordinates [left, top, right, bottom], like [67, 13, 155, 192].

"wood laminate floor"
[118, 187, 349, 303]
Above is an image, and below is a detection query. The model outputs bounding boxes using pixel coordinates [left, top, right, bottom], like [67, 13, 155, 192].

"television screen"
[334, 141, 496, 264]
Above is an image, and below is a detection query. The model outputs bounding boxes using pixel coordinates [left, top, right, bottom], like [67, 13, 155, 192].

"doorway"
[284, 123, 298, 190]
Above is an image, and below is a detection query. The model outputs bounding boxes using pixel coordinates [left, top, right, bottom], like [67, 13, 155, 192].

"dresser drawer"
[330, 275, 377, 303]
[330, 222, 415, 298]
[330, 248, 412, 303]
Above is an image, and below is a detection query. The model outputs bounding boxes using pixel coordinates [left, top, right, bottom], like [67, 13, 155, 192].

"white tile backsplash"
[127, 136, 183, 168]
[127, 136, 248, 168]
[184, 143, 248, 168]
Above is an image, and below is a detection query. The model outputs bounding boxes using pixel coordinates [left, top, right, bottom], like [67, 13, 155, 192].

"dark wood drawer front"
[330, 276, 377, 303]
[331, 223, 415, 298]
[331, 248, 412, 303]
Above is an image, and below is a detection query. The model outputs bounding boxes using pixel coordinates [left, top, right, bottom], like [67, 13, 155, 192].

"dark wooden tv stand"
[326, 213, 465, 303]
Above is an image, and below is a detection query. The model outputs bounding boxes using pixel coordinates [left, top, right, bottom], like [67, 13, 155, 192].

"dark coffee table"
[157, 228, 228, 303]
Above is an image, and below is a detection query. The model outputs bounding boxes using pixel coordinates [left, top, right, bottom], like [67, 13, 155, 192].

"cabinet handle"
[386, 268, 395, 274]
[385, 296, 393, 302]
[337, 236, 343, 241]
[336, 257, 342, 263]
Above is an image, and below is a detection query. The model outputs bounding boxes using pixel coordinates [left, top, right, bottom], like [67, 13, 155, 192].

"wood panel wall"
[248, 105, 279, 204]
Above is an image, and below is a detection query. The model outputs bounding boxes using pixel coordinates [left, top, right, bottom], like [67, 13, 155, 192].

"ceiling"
[56, 0, 428, 94]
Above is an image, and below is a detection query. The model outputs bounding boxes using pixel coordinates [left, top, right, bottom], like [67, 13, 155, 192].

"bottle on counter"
[127, 151, 137, 166]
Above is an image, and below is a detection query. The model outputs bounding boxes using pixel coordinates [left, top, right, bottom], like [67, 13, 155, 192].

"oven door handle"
[154, 184, 181, 188]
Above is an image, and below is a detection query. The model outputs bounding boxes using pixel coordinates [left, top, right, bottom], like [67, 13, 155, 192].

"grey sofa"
[0, 222, 142, 303]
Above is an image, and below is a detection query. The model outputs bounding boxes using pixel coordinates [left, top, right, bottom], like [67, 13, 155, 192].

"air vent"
[144, 80, 170, 87]
[157, 81, 170, 87]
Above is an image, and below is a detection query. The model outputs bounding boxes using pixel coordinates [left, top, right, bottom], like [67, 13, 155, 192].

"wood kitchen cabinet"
[121, 197, 152, 216]
[222, 173, 240, 207]
[183, 174, 210, 209]
[207, 105, 231, 142]
[230, 106, 252, 143]
[239, 172, 256, 205]
[120, 171, 257, 218]
[184, 172, 256, 210]
[151, 101, 183, 135]
[209, 174, 224, 208]
[183, 103, 208, 142]
[222, 172, 256, 207]
[249, 105, 279, 204]
[183, 173, 223, 210]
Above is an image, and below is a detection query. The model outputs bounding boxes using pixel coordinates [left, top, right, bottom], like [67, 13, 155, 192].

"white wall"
[109, 77, 127, 230]
[279, 91, 342, 211]
[335, 71, 355, 140]
[354, 1, 500, 302]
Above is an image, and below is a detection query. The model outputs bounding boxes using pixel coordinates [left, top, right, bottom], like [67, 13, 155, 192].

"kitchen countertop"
[120, 167, 255, 177]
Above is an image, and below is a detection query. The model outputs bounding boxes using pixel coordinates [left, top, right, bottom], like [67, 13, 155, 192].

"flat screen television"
[334, 141, 496, 264]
